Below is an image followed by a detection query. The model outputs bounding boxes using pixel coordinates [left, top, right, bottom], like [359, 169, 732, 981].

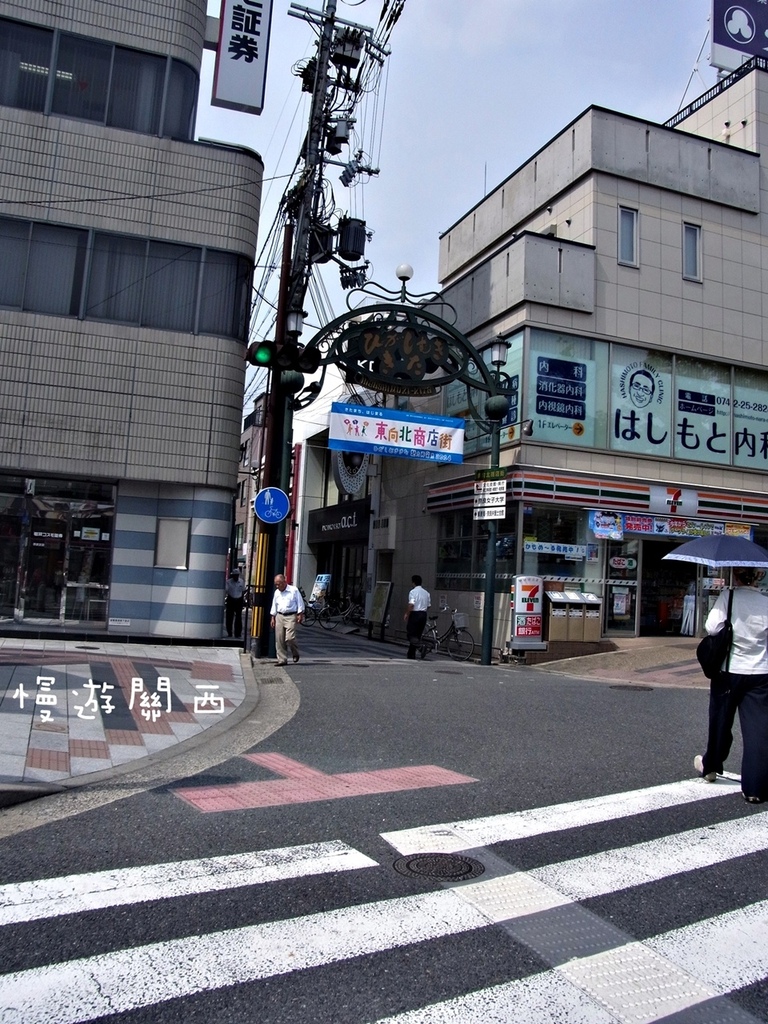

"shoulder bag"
[696, 588, 734, 680]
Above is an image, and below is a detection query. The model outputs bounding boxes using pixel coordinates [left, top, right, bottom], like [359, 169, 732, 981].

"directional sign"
[474, 480, 506, 494]
[473, 493, 507, 507]
[473, 506, 506, 521]
[473, 473, 507, 519]
[254, 487, 290, 523]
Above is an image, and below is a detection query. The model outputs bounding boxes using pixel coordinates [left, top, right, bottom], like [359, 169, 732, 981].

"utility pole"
[256, 0, 385, 657]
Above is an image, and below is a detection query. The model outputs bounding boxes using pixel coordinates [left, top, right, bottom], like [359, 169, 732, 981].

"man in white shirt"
[270, 574, 305, 666]
[404, 574, 430, 659]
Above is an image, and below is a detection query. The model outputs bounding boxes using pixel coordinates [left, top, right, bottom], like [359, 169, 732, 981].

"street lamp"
[479, 338, 512, 666]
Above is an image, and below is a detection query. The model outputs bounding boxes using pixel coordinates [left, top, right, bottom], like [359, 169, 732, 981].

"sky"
[197, 0, 721, 397]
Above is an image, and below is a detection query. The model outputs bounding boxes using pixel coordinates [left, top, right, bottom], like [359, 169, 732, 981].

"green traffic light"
[246, 340, 275, 366]
[253, 343, 273, 365]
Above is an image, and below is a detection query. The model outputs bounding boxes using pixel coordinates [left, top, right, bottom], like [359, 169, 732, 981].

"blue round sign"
[254, 487, 291, 523]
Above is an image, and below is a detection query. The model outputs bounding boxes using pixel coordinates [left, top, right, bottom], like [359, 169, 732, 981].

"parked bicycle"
[419, 610, 475, 661]
[318, 596, 365, 630]
[298, 587, 322, 626]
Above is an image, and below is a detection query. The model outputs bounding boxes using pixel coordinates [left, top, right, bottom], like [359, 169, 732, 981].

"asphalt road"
[0, 628, 766, 1023]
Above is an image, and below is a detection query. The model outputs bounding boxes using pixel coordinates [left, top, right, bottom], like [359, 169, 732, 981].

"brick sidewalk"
[0, 639, 247, 785]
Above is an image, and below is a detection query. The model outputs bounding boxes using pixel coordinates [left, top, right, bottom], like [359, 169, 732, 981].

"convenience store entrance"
[638, 539, 698, 636]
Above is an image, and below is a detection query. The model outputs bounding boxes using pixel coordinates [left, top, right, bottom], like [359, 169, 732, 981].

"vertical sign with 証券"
[212, 0, 274, 115]
[473, 468, 507, 521]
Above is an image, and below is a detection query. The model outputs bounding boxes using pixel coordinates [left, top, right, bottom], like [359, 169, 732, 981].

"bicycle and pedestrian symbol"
[254, 487, 290, 523]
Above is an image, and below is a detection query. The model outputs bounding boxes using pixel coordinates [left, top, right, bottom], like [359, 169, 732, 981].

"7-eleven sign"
[510, 575, 544, 648]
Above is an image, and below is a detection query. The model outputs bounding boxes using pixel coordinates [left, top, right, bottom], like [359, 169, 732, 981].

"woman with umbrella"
[665, 536, 768, 804]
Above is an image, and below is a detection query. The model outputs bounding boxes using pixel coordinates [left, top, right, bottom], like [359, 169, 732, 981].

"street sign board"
[473, 493, 507, 507]
[474, 480, 506, 494]
[254, 487, 290, 523]
[473, 506, 506, 520]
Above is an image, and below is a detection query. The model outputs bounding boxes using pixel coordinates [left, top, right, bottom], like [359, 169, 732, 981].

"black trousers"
[225, 597, 244, 637]
[406, 610, 428, 659]
[702, 671, 768, 800]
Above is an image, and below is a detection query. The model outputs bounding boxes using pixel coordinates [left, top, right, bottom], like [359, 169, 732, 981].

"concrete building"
[293, 58, 768, 650]
[0, 0, 262, 636]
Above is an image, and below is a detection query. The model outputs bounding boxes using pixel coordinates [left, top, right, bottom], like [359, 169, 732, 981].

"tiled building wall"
[0, 113, 262, 254]
[0, 316, 244, 487]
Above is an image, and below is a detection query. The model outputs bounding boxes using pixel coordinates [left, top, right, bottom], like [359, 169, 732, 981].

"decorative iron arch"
[300, 301, 504, 400]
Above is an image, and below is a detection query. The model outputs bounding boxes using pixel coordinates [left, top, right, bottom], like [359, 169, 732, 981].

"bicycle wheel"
[301, 605, 316, 626]
[447, 628, 475, 661]
[318, 605, 336, 629]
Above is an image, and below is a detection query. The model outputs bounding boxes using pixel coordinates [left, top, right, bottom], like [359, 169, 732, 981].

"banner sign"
[588, 512, 753, 541]
[711, 0, 768, 72]
[212, 0, 274, 115]
[328, 402, 465, 464]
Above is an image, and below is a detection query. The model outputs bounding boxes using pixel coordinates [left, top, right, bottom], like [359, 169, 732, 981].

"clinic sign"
[212, 0, 274, 114]
[328, 402, 465, 464]
[711, 1, 768, 72]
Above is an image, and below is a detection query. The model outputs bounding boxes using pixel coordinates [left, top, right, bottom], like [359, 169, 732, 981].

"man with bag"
[694, 567, 768, 804]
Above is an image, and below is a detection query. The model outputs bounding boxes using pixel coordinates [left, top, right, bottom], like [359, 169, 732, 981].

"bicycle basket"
[452, 612, 467, 628]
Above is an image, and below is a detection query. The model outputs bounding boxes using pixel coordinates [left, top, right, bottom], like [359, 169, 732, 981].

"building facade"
[0, 0, 262, 637]
[294, 60, 768, 649]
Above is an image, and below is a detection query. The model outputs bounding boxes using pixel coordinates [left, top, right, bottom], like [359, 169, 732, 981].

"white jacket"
[705, 585, 768, 674]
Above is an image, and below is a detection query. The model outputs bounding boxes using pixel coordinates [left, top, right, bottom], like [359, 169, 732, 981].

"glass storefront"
[434, 498, 759, 638]
[0, 476, 114, 625]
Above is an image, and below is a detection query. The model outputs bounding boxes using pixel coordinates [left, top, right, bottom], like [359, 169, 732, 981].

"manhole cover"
[393, 853, 485, 881]
[433, 669, 463, 675]
[610, 683, 653, 691]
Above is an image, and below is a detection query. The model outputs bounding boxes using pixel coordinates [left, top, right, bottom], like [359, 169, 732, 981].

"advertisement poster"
[674, 362, 730, 466]
[732, 374, 768, 470]
[610, 350, 672, 458]
[527, 332, 603, 447]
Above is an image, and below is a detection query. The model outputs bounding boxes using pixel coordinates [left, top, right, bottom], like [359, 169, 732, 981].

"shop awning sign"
[328, 402, 465, 464]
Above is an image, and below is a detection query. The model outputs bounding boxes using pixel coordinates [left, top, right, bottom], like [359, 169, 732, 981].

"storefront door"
[604, 538, 639, 634]
[638, 539, 697, 636]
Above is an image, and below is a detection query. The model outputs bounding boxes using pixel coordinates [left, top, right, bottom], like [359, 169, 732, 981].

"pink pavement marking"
[173, 753, 478, 813]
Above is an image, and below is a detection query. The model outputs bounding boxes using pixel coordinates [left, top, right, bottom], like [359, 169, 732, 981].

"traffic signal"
[276, 341, 322, 373]
[246, 340, 276, 366]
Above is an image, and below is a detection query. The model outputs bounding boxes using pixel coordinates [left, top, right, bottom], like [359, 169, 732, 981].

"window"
[618, 206, 638, 266]
[198, 250, 252, 338]
[0, 16, 197, 140]
[86, 234, 145, 323]
[108, 48, 165, 134]
[0, 219, 29, 307]
[143, 242, 199, 331]
[154, 518, 190, 569]
[1, 217, 251, 340]
[25, 224, 87, 315]
[683, 222, 701, 280]
[52, 35, 111, 122]
[0, 20, 53, 111]
[436, 510, 516, 593]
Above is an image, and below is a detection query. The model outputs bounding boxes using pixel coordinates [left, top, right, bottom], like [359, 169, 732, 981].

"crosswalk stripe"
[530, 813, 768, 900]
[370, 902, 768, 1023]
[1, 779, 765, 1024]
[381, 776, 742, 854]
[0, 890, 489, 1024]
[0, 841, 377, 926]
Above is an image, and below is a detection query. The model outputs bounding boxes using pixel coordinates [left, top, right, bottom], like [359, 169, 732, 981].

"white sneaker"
[694, 754, 717, 782]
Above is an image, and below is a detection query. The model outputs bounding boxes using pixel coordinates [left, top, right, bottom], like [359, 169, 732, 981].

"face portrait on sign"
[628, 368, 657, 408]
